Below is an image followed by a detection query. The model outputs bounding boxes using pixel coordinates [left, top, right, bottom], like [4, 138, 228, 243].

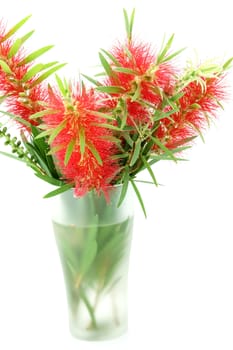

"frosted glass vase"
[51, 185, 134, 341]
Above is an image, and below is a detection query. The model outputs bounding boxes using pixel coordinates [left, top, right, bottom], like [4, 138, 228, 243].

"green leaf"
[64, 138, 76, 166]
[129, 139, 141, 166]
[141, 156, 158, 186]
[81, 73, 102, 87]
[48, 119, 67, 144]
[120, 98, 127, 129]
[0, 60, 12, 74]
[55, 74, 68, 97]
[113, 66, 138, 75]
[151, 136, 178, 162]
[86, 110, 114, 121]
[117, 166, 129, 207]
[30, 63, 66, 87]
[29, 108, 59, 120]
[162, 47, 186, 63]
[91, 123, 122, 132]
[18, 45, 54, 66]
[1, 15, 32, 42]
[131, 82, 141, 101]
[0, 110, 32, 128]
[96, 86, 125, 94]
[79, 127, 85, 156]
[123, 133, 134, 147]
[99, 52, 116, 78]
[100, 135, 121, 144]
[22, 61, 58, 82]
[87, 142, 103, 165]
[7, 38, 22, 58]
[34, 172, 63, 186]
[223, 57, 233, 70]
[47, 144, 66, 155]
[130, 178, 147, 218]
[157, 34, 175, 64]
[34, 129, 52, 140]
[123, 8, 135, 42]
[43, 183, 74, 198]
[8, 30, 34, 58]
[100, 49, 121, 66]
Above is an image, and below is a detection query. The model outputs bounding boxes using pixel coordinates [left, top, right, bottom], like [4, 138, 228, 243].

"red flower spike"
[43, 85, 119, 196]
[102, 39, 177, 125]
[154, 75, 227, 149]
[0, 30, 48, 127]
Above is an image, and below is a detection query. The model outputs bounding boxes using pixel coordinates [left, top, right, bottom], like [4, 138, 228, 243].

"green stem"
[79, 287, 98, 330]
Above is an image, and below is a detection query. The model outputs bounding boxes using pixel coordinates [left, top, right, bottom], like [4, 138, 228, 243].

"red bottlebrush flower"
[108, 39, 176, 95]
[43, 85, 119, 196]
[155, 75, 227, 149]
[102, 39, 177, 126]
[0, 31, 48, 127]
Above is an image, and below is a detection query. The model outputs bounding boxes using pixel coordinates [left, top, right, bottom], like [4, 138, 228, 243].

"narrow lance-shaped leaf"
[55, 74, 68, 97]
[120, 98, 127, 128]
[87, 110, 114, 121]
[48, 119, 67, 144]
[64, 138, 76, 166]
[79, 127, 86, 156]
[81, 73, 102, 87]
[18, 45, 54, 66]
[43, 183, 74, 199]
[34, 172, 64, 186]
[0, 15, 32, 42]
[87, 142, 103, 166]
[22, 61, 59, 82]
[162, 47, 186, 64]
[96, 86, 125, 94]
[117, 166, 129, 207]
[100, 48, 121, 66]
[130, 178, 147, 218]
[29, 109, 59, 120]
[0, 60, 12, 74]
[141, 156, 158, 186]
[157, 34, 175, 64]
[0, 110, 31, 128]
[223, 57, 233, 70]
[129, 138, 141, 167]
[30, 63, 67, 87]
[151, 136, 178, 162]
[8, 30, 35, 58]
[99, 52, 116, 78]
[114, 66, 138, 75]
[123, 8, 135, 42]
[131, 82, 141, 101]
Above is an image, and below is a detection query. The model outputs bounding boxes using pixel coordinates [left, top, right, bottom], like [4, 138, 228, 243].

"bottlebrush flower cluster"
[0, 10, 231, 213]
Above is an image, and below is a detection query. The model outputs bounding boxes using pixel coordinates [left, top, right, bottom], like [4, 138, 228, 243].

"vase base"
[70, 322, 127, 341]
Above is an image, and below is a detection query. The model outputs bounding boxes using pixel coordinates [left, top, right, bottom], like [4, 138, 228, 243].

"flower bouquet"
[0, 9, 231, 341]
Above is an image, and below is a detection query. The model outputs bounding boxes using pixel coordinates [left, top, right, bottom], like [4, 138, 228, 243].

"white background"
[0, 0, 233, 349]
